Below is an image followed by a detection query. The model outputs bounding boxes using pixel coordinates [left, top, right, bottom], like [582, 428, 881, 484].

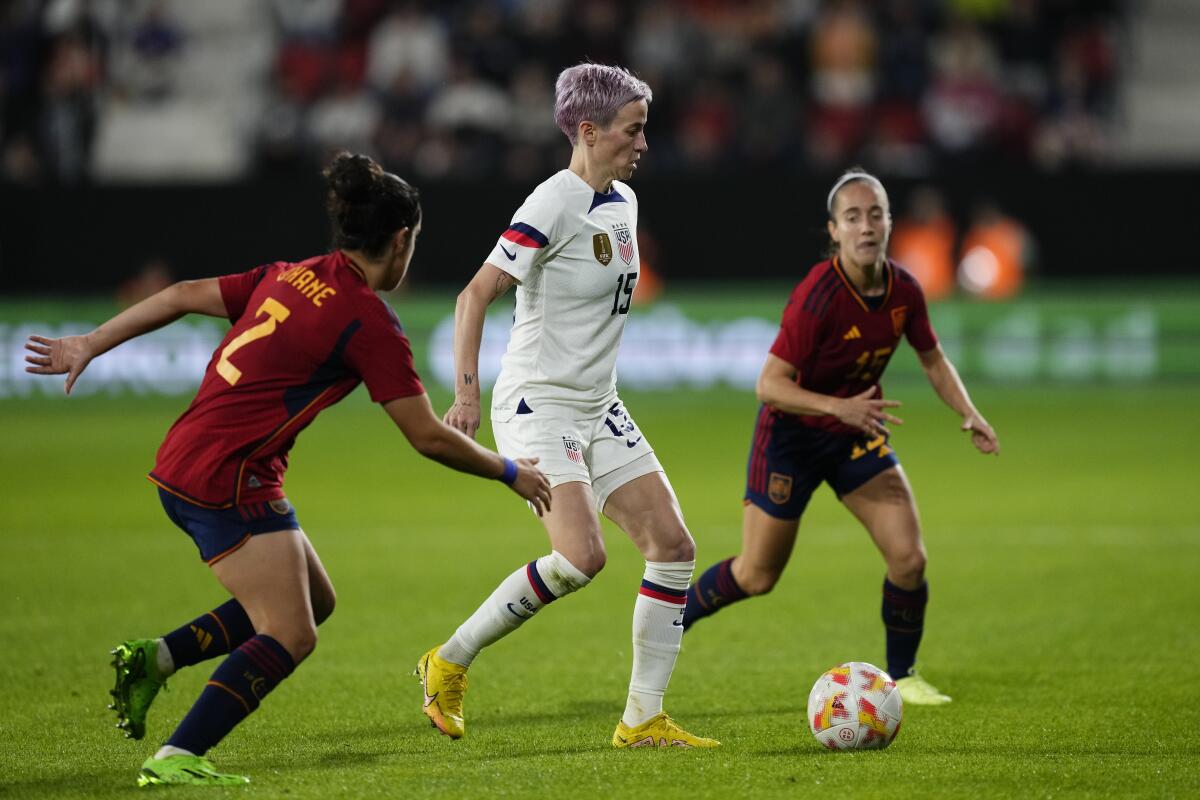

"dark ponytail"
[324, 152, 421, 259]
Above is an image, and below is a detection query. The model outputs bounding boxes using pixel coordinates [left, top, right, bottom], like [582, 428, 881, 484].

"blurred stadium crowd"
[0, 0, 1125, 184]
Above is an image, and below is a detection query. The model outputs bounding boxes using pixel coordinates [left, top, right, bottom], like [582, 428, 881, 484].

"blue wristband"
[499, 457, 518, 486]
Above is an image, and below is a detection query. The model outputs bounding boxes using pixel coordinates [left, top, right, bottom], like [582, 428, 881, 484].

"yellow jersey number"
[216, 297, 291, 385]
[845, 346, 892, 383]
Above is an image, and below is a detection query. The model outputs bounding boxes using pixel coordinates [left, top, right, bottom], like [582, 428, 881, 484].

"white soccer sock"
[156, 637, 175, 678]
[154, 745, 194, 759]
[437, 551, 590, 667]
[623, 560, 694, 728]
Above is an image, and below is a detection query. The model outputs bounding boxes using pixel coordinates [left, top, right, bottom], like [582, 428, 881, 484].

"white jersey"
[486, 169, 641, 417]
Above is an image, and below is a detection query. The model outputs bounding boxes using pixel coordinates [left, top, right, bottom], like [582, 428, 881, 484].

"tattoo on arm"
[463, 373, 475, 386]
[492, 272, 515, 300]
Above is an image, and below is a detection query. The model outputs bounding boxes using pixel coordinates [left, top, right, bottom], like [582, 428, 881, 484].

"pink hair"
[554, 63, 652, 146]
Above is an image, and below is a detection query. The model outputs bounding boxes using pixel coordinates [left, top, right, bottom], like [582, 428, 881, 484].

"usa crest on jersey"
[612, 222, 634, 265]
[562, 435, 584, 464]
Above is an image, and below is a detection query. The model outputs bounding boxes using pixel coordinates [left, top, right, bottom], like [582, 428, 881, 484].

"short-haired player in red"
[24, 152, 551, 787]
[682, 169, 999, 706]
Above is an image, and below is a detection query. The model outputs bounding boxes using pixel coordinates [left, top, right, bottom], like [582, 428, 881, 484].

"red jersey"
[768, 258, 937, 435]
[150, 251, 424, 507]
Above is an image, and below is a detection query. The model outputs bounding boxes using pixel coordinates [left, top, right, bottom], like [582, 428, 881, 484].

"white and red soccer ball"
[807, 661, 903, 750]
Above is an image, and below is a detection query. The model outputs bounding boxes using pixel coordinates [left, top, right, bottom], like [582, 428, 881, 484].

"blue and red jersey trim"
[748, 404, 778, 495]
[502, 222, 549, 249]
[526, 561, 557, 604]
[639, 579, 687, 605]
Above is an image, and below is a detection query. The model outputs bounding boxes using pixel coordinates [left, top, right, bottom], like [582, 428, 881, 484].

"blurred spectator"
[117, 257, 174, 306]
[739, 55, 802, 168]
[366, 2, 448, 93]
[563, 0, 626, 70]
[923, 16, 1003, 159]
[890, 186, 956, 301]
[270, 0, 341, 42]
[0, 0, 1130, 183]
[454, 2, 521, 87]
[425, 57, 507, 132]
[40, 24, 101, 181]
[125, 1, 184, 103]
[807, 0, 877, 165]
[957, 200, 1034, 300]
[628, 1, 696, 85]
[257, 70, 310, 173]
[675, 78, 736, 169]
[307, 74, 380, 161]
[373, 66, 430, 175]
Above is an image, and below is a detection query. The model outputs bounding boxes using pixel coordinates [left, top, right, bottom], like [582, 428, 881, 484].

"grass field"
[1, 383, 1198, 799]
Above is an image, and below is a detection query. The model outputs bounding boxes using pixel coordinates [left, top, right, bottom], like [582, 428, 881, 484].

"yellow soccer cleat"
[612, 712, 719, 749]
[896, 670, 952, 705]
[415, 647, 467, 739]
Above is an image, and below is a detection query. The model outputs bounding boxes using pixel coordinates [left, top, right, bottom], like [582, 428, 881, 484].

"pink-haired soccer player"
[419, 63, 717, 749]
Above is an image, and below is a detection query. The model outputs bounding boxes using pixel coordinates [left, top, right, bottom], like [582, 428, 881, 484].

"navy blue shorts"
[744, 406, 900, 520]
[158, 488, 301, 564]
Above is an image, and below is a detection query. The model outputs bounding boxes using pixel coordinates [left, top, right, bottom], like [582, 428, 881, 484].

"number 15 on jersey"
[611, 272, 637, 316]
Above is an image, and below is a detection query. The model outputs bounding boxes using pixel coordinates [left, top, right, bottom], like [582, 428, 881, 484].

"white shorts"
[492, 398, 663, 513]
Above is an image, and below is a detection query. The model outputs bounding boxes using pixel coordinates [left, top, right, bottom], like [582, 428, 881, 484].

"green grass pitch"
[1, 383, 1197, 798]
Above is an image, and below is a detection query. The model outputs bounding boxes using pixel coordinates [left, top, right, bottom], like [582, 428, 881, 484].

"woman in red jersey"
[24, 152, 551, 787]
[682, 169, 999, 706]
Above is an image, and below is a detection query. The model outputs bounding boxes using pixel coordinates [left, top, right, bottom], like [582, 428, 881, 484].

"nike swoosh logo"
[672, 619, 684, 626]
[499, 244, 517, 261]
[626, 437, 643, 448]
[506, 602, 531, 619]
[421, 656, 438, 708]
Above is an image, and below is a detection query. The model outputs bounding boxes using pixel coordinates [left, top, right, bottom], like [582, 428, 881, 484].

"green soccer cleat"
[896, 669, 952, 706]
[109, 639, 167, 740]
[136, 754, 249, 787]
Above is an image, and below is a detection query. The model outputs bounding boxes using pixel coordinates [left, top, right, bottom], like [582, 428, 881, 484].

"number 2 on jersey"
[611, 271, 637, 315]
[216, 297, 291, 385]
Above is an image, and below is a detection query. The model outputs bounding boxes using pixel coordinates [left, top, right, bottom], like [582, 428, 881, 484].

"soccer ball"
[807, 661, 903, 750]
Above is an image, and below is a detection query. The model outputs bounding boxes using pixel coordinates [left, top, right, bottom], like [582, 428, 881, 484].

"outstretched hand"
[835, 386, 904, 438]
[509, 457, 552, 516]
[24, 334, 94, 395]
[962, 412, 999, 455]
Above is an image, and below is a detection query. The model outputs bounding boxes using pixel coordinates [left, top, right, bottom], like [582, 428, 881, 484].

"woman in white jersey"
[417, 63, 717, 749]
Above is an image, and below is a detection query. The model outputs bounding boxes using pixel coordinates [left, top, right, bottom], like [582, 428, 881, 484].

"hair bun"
[323, 151, 421, 258]
[326, 152, 379, 204]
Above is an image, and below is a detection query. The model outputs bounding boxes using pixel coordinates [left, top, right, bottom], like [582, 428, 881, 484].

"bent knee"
[290, 627, 318, 661]
[572, 551, 606, 578]
[559, 546, 600, 578]
[737, 567, 782, 597]
[312, 587, 336, 626]
[644, 528, 696, 564]
[888, 550, 927, 586]
[262, 623, 318, 663]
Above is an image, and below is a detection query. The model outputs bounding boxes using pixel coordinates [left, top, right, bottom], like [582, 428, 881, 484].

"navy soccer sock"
[881, 579, 928, 678]
[682, 557, 748, 630]
[166, 634, 295, 756]
[162, 599, 256, 670]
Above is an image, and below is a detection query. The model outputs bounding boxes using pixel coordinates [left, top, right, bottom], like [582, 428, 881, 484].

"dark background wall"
[0, 167, 1164, 293]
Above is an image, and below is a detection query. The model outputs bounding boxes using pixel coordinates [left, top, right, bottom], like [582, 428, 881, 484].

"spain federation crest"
[562, 435, 584, 464]
[768, 472, 793, 505]
[612, 222, 634, 265]
[891, 306, 908, 337]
